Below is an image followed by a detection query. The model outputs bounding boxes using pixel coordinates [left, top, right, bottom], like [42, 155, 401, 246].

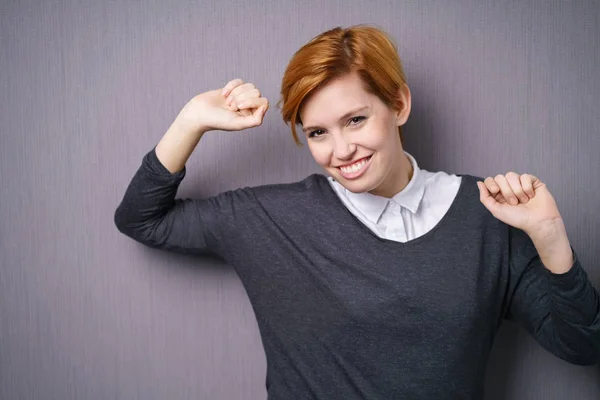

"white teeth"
[340, 158, 368, 174]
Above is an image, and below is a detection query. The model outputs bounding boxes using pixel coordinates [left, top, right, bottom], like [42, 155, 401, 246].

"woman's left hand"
[478, 173, 575, 274]
[476, 173, 563, 236]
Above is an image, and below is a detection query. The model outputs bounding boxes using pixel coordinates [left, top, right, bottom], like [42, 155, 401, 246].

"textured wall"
[1, 0, 599, 399]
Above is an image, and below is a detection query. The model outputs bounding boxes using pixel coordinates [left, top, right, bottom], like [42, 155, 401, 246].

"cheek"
[377, 118, 400, 146]
[308, 143, 331, 167]
[358, 124, 393, 150]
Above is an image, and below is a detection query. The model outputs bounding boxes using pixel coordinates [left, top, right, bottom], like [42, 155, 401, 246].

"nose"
[332, 132, 356, 161]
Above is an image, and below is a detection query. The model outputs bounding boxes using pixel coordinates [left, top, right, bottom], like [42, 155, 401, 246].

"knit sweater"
[114, 147, 600, 400]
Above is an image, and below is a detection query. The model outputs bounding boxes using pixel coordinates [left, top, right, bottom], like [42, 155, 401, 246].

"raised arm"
[478, 173, 600, 365]
[114, 79, 269, 255]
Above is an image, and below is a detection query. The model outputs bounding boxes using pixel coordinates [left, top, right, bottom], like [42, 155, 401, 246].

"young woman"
[114, 25, 600, 399]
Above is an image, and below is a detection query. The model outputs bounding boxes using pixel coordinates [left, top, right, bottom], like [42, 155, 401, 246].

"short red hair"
[279, 25, 409, 146]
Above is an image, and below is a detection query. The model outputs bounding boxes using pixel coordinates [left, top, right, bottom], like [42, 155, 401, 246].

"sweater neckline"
[316, 173, 472, 247]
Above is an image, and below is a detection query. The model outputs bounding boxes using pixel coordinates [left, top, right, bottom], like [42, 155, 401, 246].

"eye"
[308, 129, 325, 138]
[349, 116, 366, 126]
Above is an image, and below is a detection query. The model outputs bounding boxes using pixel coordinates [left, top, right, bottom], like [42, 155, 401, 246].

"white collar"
[333, 152, 426, 224]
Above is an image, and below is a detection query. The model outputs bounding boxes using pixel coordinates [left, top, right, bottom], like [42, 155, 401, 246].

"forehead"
[300, 73, 376, 125]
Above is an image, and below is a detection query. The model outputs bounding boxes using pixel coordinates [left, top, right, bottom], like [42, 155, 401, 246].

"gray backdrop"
[1, 0, 599, 399]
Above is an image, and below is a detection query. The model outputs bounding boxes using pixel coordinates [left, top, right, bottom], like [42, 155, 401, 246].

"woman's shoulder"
[445, 173, 507, 227]
[248, 173, 330, 199]
[419, 166, 482, 187]
[233, 174, 336, 223]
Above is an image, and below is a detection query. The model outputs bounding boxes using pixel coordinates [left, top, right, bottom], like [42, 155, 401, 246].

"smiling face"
[299, 72, 413, 198]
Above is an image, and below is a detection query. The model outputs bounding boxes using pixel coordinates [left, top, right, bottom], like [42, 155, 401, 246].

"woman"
[114, 25, 600, 399]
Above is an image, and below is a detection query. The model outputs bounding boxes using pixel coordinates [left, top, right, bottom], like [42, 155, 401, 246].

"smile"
[337, 156, 372, 179]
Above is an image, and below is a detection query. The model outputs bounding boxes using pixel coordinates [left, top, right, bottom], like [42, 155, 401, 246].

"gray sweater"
[114, 147, 600, 399]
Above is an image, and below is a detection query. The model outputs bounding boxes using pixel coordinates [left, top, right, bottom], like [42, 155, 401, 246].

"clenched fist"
[177, 78, 269, 133]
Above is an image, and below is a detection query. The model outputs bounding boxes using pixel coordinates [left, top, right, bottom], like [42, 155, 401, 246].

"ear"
[394, 84, 412, 126]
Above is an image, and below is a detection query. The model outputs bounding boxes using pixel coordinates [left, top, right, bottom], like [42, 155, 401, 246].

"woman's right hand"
[177, 79, 269, 134]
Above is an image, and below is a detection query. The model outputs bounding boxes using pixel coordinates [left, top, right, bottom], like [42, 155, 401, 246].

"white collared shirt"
[327, 152, 462, 242]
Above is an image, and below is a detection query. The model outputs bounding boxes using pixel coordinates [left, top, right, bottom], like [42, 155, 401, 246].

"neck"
[369, 152, 413, 198]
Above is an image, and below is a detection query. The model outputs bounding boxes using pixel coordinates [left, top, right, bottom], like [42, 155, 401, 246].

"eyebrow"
[302, 106, 370, 133]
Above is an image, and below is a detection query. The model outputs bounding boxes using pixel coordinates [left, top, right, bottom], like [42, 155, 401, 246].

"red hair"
[279, 25, 409, 146]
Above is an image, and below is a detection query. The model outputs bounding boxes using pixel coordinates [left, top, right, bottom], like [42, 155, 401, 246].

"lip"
[336, 155, 372, 180]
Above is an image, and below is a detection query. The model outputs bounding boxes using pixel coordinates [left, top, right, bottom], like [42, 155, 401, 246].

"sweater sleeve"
[114, 146, 254, 258]
[504, 226, 600, 365]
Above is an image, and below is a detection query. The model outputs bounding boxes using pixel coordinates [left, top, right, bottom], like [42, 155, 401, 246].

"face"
[299, 72, 412, 198]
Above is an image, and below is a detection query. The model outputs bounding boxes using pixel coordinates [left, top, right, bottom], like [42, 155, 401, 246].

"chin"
[329, 171, 377, 194]
[344, 185, 371, 194]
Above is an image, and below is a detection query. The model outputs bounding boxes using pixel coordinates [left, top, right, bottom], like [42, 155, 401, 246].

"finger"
[505, 172, 528, 203]
[221, 79, 244, 97]
[234, 104, 268, 130]
[484, 177, 501, 196]
[251, 104, 268, 125]
[237, 96, 269, 111]
[494, 174, 518, 205]
[477, 180, 491, 199]
[477, 181, 500, 214]
[226, 83, 257, 105]
[233, 88, 261, 105]
[494, 193, 507, 204]
[238, 108, 253, 117]
[485, 177, 505, 203]
[520, 174, 536, 198]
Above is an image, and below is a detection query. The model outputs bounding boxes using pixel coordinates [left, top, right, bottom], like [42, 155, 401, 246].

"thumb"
[231, 105, 267, 130]
[251, 104, 268, 125]
[477, 181, 500, 214]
